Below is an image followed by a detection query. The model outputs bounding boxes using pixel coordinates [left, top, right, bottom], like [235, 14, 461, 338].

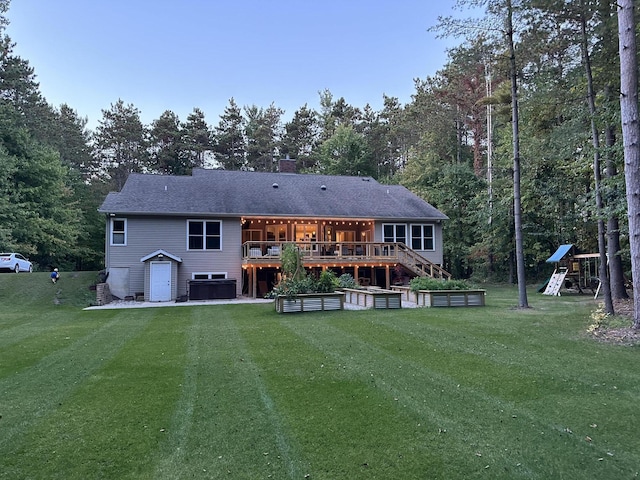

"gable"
[140, 249, 183, 263]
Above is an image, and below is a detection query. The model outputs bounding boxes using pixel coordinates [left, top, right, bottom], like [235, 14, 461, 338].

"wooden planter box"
[414, 289, 486, 307]
[275, 292, 345, 313]
[341, 287, 402, 309]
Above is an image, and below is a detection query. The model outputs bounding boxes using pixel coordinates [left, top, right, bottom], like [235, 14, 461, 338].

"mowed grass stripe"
[346, 309, 640, 474]
[0, 308, 168, 479]
[351, 304, 640, 446]
[278, 314, 528, 477]
[0, 310, 111, 378]
[152, 305, 306, 479]
[150, 307, 199, 478]
[0, 313, 42, 343]
[238, 312, 449, 478]
[273, 310, 639, 478]
[0, 309, 153, 450]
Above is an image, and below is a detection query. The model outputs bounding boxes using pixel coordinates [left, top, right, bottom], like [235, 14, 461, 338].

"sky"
[7, 0, 466, 131]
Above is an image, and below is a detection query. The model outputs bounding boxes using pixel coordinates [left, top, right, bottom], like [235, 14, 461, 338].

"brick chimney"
[278, 154, 297, 173]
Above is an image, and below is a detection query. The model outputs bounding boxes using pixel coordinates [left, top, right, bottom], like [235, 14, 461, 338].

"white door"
[150, 262, 172, 302]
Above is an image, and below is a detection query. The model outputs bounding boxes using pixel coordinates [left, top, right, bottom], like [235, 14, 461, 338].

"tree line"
[1, 0, 638, 310]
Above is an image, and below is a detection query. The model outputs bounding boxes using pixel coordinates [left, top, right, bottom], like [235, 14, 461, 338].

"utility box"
[188, 279, 237, 300]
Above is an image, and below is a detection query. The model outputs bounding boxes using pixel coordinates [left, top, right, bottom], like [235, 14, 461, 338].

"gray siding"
[105, 215, 243, 298]
[103, 218, 110, 268]
[373, 221, 444, 265]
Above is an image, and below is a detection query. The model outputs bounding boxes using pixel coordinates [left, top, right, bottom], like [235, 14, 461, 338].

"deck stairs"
[397, 244, 452, 280]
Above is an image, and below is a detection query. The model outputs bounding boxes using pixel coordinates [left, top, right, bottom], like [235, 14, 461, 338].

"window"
[411, 224, 434, 251]
[336, 230, 355, 242]
[295, 225, 317, 242]
[383, 224, 407, 244]
[111, 218, 127, 246]
[266, 225, 287, 242]
[192, 272, 227, 280]
[242, 229, 262, 243]
[188, 220, 221, 250]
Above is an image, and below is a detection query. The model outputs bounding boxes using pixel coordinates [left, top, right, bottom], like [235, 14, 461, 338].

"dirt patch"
[589, 298, 640, 346]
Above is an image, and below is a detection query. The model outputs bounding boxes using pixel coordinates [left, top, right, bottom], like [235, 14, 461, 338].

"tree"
[92, 99, 148, 191]
[281, 104, 320, 171]
[0, 105, 82, 268]
[0, 0, 8, 33]
[213, 98, 246, 170]
[149, 110, 187, 175]
[182, 107, 212, 169]
[379, 96, 413, 176]
[504, 0, 529, 307]
[406, 76, 462, 166]
[49, 104, 103, 269]
[617, 0, 640, 329]
[401, 158, 484, 278]
[595, 0, 629, 300]
[435, 40, 493, 176]
[244, 103, 283, 172]
[437, 0, 529, 306]
[359, 104, 386, 180]
[317, 89, 361, 143]
[50, 104, 96, 180]
[0, 35, 55, 144]
[317, 124, 374, 177]
[359, 97, 410, 180]
[577, 0, 613, 313]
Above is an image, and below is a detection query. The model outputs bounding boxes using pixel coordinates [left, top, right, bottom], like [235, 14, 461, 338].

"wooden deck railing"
[397, 243, 451, 280]
[241, 241, 451, 280]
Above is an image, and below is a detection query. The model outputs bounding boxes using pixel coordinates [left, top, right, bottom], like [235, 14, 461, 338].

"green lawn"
[1, 272, 639, 479]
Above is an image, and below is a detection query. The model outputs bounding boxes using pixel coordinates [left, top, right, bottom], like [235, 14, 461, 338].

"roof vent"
[272, 183, 279, 189]
[320, 185, 327, 190]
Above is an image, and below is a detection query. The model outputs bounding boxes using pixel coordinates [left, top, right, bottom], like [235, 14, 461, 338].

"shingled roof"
[98, 169, 448, 221]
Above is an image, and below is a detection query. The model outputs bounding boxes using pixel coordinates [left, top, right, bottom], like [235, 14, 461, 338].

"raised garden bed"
[389, 285, 413, 302]
[275, 292, 345, 313]
[415, 289, 486, 307]
[341, 287, 402, 309]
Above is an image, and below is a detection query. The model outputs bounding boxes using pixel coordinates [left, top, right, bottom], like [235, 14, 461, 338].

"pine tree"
[213, 98, 246, 170]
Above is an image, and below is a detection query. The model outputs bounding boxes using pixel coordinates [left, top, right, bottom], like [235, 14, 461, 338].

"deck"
[242, 241, 450, 292]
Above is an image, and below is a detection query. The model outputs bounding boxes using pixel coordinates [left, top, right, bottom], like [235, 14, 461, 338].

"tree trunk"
[600, 3, 629, 300]
[580, 5, 614, 314]
[605, 121, 629, 299]
[507, 0, 528, 308]
[617, 0, 640, 329]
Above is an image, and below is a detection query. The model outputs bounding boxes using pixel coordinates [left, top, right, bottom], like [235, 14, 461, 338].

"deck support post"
[251, 266, 257, 298]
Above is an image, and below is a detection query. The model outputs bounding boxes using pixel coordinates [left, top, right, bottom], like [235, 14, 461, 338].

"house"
[98, 163, 449, 302]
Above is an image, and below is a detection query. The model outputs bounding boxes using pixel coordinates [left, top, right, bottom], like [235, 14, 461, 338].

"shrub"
[409, 277, 471, 292]
[280, 243, 305, 280]
[316, 270, 339, 293]
[337, 273, 359, 289]
[267, 276, 317, 299]
[268, 249, 340, 298]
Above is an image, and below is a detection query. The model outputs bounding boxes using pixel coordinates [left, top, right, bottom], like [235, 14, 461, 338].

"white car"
[0, 252, 33, 273]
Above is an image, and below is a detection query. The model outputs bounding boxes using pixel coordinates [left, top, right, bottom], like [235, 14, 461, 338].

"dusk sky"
[7, 0, 468, 130]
